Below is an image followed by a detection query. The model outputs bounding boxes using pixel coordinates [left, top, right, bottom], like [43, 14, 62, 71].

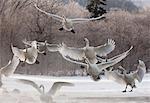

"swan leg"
[129, 85, 136, 92]
[97, 75, 101, 80]
[71, 29, 75, 34]
[122, 85, 128, 92]
[129, 88, 133, 92]
[59, 27, 64, 31]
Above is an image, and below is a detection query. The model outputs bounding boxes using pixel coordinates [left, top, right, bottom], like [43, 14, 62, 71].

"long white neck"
[31, 41, 37, 49]
[39, 85, 45, 93]
[63, 15, 67, 22]
[84, 38, 89, 48]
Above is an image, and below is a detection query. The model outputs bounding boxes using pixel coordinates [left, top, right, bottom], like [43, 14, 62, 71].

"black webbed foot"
[96, 61, 101, 64]
[43, 52, 46, 55]
[71, 29, 75, 34]
[122, 90, 126, 93]
[35, 60, 40, 64]
[96, 76, 101, 80]
[59, 27, 64, 31]
[80, 65, 85, 68]
[129, 90, 133, 92]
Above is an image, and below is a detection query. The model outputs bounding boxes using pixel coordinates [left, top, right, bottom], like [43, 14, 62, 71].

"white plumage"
[34, 4, 105, 33]
[18, 79, 74, 103]
[105, 60, 146, 92]
[24, 38, 115, 65]
[85, 46, 133, 81]
[0, 55, 20, 87]
[11, 41, 39, 64]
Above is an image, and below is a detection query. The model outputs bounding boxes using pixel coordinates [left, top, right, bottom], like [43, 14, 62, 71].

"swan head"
[118, 66, 127, 74]
[108, 67, 114, 71]
[62, 15, 67, 21]
[39, 84, 45, 93]
[84, 57, 91, 65]
[84, 38, 89, 47]
[118, 66, 125, 70]
[61, 42, 67, 47]
[138, 60, 145, 67]
[31, 41, 37, 48]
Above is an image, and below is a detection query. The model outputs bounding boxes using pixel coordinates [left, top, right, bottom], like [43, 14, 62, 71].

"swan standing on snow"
[84, 46, 133, 81]
[34, 4, 105, 33]
[105, 60, 146, 92]
[0, 55, 20, 87]
[11, 41, 43, 66]
[18, 79, 74, 103]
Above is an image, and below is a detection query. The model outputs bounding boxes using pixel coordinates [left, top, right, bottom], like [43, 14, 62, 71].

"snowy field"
[0, 74, 150, 103]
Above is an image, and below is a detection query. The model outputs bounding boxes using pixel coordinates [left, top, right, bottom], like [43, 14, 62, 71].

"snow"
[0, 74, 150, 103]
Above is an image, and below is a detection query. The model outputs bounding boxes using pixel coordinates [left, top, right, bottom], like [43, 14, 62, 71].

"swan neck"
[86, 40, 89, 47]
[63, 16, 67, 22]
[39, 85, 45, 93]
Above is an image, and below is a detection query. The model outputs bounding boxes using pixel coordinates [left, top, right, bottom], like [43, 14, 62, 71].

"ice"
[0, 74, 150, 103]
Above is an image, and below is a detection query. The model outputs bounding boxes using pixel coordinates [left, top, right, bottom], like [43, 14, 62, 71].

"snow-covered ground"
[0, 74, 150, 103]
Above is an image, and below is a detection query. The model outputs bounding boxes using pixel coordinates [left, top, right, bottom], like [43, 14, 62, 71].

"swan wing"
[47, 43, 86, 65]
[11, 44, 25, 61]
[63, 55, 87, 66]
[71, 15, 105, 23]
[25, 47, 38, 64]
[22, 39, 32, 47]
[135, 60, 146, 82]
[113, 75, 126, 85]
[34, 4, 63, 21]
[23, 40, 60, 52]
[97, 46, 133, 69]
[107, 70, 125, 85]
[60, 45, 87, 65]
[106, 46, 133, 62]
[46, 44, 60, 52]
[48, 82, 74, 96]
[0, 74, 2, 87]
[98, 60, 120, 72]
[95, 39, 115, 57]
[17, 79, 42, 94]
[23, 41, 86, 65]
[0, 60, 11, 70]
[1, 55, 20, 76]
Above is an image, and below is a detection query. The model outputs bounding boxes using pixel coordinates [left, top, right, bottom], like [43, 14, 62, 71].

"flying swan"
[18, 79, 74, 103]
[11, 41, 44, 66]
[23, 38, 115, 66]
[34, 4, 105, 33]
